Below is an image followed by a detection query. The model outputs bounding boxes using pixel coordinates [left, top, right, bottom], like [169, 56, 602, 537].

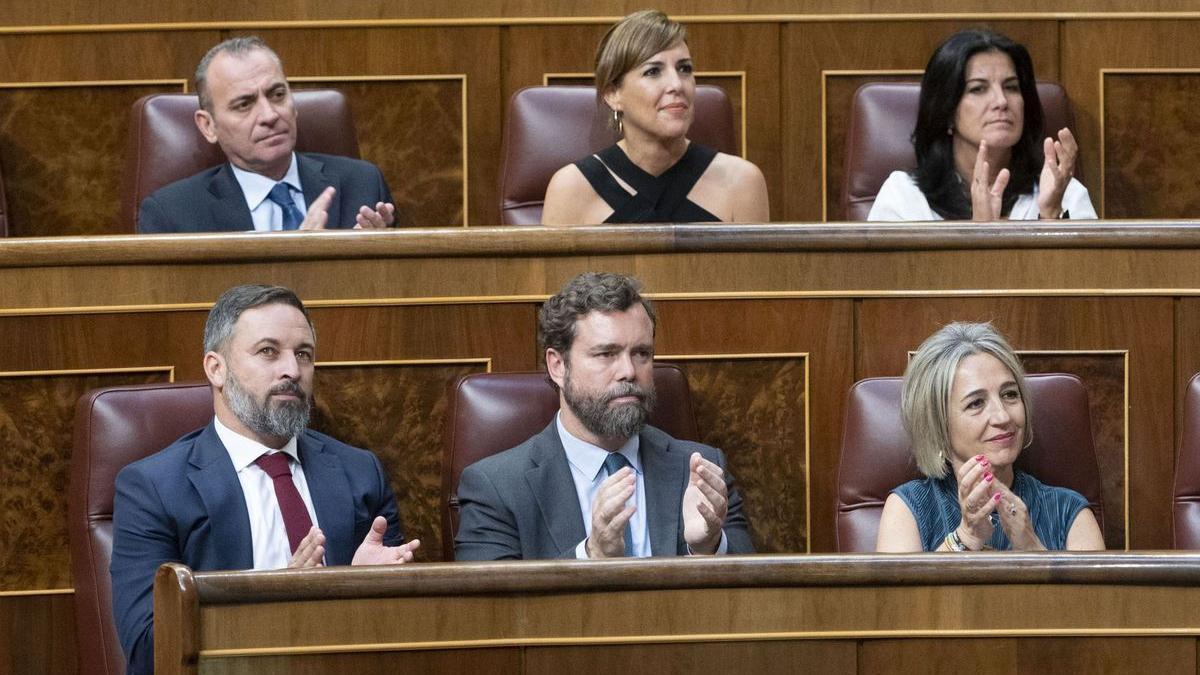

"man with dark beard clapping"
[454, 272, 753, 561]
[110, 284, 419, 675]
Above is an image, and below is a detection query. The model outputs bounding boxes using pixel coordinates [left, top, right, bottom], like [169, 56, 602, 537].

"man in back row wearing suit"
[138, 36, 398, 233]
[455, 272, 754, 560]
[110, 284, 419, 675]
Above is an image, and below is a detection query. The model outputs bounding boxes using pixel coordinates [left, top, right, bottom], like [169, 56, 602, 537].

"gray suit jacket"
[137, 152, 395, 233]
[454, 422, 754, 560]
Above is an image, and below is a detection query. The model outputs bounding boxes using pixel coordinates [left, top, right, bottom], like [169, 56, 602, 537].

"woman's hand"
[1037, 128, 1078, 219]
[992, 480, 1047, 550]
[970, 140, 1010, 221]
[955, 454, 999, 550]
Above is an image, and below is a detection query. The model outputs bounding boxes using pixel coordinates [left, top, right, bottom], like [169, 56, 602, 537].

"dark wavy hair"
[911, 30, 1044, 220]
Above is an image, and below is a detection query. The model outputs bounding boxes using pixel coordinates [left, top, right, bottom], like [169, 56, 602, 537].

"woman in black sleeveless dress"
[542, 10, 769, 225]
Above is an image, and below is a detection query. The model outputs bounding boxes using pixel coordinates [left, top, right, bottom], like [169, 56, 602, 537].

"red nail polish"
[993, 493, 1001, 502]
[984, 473, 993, 482]
[976, 454, 984, 460]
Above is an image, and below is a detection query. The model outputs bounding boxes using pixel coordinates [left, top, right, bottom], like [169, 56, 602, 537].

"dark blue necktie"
[602, 452, 635, 556]
[267, 182, 304, 230]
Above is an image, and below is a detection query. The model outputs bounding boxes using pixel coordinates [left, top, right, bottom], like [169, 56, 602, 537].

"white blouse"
[867, 171, 1098, 221]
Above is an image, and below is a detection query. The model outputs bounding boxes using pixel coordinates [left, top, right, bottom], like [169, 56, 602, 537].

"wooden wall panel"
[662, 356, 808, 553]
[0, 593, 75, 675]
[1062, 19, 1200, 219]
[655, 299, 854, 553]
[1022, 353, 1127, 550]
[857, 297, 1172, 549]
[0, 370, 171, 591]
[295, 80, 465, 227]
[202, 649, 521, 675]
[784, 20, 1057, 223]
[250, 27, 501, 227]
[312, 361, 489, 562]
[860, 637, 1195, 674]
[525, 640, 856, 675]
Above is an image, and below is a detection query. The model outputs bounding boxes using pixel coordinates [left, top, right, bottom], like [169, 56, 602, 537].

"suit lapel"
[297, 153, 344, 228]
[298, 432, 356, 565]
[525, 423, 586, 556]
[641, 430, 685, 556]
[186, 424, 254, 568]
[205, 164, 256, 232]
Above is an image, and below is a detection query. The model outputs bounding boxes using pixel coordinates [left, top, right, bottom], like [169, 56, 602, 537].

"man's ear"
[203, 350, 227, 388]
[545, 348, 568, 389]
[194, 109, 219, 145]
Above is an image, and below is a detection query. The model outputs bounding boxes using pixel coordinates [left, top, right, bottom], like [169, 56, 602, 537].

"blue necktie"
[602, 452, 635, 556]
[267, 182, 304, 230]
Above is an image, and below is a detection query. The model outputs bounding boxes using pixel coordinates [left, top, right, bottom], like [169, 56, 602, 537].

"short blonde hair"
[594, 9, 687, 120]
[900, 322, 1033, 479]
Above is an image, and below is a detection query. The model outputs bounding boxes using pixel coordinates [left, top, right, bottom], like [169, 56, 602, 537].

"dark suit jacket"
[136, 152, 395, 233]
[454, 422, 754, 560]
[110, 422, 403, 675]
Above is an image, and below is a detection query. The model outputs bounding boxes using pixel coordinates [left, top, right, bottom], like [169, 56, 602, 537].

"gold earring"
[613, 109, 623, 136]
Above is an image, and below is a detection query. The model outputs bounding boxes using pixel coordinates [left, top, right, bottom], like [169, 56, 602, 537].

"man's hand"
[682, 453, 727, 554]
[298, 186, 336, 230]
[585, 466, 636, 558]
[353, 201, 396, 229]
[288, 526, 326, 568]
[351, 516, 420, 565]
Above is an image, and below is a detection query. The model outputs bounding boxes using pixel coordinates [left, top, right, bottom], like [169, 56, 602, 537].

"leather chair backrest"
[441, 364, 700, 559]
[836, 373, 1104, 552]
[121, 89, 360, 232]
[498, 84, 737, 225]
[68, 382, 213, 675]
[1173, 373, 1200, 548]
[841, 81, 1075, 221]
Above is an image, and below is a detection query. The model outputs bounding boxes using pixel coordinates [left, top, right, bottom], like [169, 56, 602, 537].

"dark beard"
[562, 373, 657, 441]
[224, 370, 311, 442]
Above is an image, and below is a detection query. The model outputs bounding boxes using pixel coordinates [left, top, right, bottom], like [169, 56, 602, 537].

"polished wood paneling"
[525, 641, 856, 675]
[0, 369, 170, 591]
[858, 297, 1172, 549]
[200, 649, 521, 675]
[0, 593, 75, 675]
[294, 80, 465, 227]
[784, 20, 1057, 223]
[1023, 353, 1127, 549]
[0, 83, 182, 237]
[1061, 19, 1200, 218]
[861, 637, 1195, 674]
[662, 356, 809, 553]
[1102, 72, 1200, 219]
[312, 361, 489, 562]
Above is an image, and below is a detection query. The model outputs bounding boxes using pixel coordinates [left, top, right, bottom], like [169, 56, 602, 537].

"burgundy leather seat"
[122, 90, 360, 232]
[68, 382, 213, 675]
[1173, 373, 1200, 548]
[498, 84, 737, 225]
[841, 81, 1075, 221]
[836, 373, 1104, 552]
[441, 365, 700, 559]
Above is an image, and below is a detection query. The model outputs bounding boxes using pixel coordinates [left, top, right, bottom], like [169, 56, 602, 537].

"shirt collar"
[213, 415, 300, 472]
[556, 411, 641, 481]
[229, 153, 301, 211]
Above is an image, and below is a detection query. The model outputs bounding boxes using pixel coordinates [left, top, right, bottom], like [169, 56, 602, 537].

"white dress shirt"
[867, 171, 1097, 221]
[213, 416, 320, 569]
[556, 413, 652, 558]
[230, 153, 308, 231]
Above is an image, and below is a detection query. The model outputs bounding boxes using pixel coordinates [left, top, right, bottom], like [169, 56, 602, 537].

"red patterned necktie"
[254, 452, 314, 553]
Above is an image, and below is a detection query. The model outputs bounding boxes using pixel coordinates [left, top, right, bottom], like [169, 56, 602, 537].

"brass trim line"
[820, 69, 923, 222]
[316, 358, 492, 373]
[198, 625, 1200, 658]
[13, 289, 1200, 318]
[658, 352, 810, 553]
[0, 588, 73, 597]
[0, 78, 186, 89]
[0, 365, 175, 379]
[291, 74, 470, 226]
[6, 14, 1200, 35]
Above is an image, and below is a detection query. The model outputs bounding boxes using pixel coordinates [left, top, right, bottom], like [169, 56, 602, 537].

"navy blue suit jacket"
[110, 422, 403, 674]
[136, 152, 396, 233]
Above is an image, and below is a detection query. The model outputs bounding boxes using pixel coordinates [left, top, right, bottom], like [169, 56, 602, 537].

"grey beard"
[224, 371, 311, 442]
[563, 377, 657, 441]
